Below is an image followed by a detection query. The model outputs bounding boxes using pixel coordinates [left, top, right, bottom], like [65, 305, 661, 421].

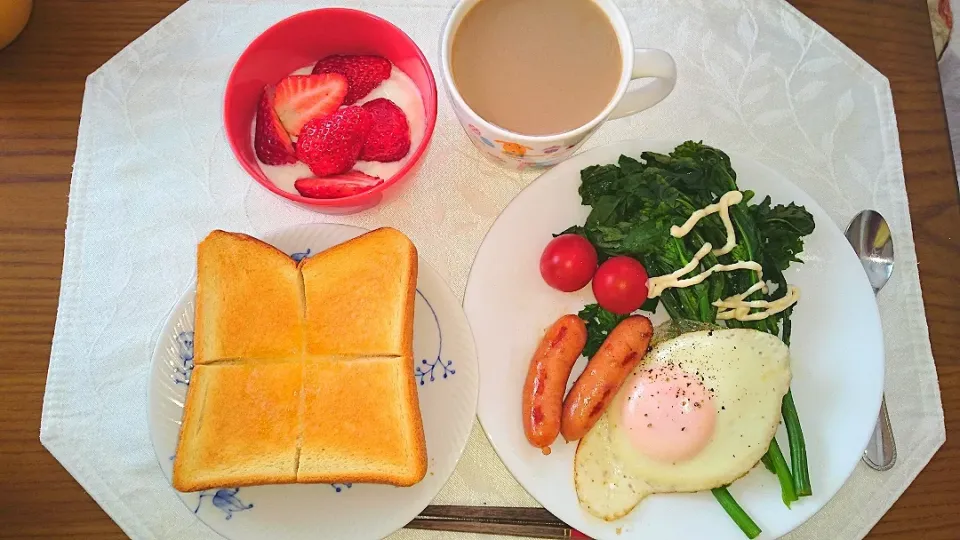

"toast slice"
[297, 355, 427, 486]
[175, 228, 427, 491]
[194, 230, 305, 365]
[172, 363, 302, 491]
[300, 227, 417, 357]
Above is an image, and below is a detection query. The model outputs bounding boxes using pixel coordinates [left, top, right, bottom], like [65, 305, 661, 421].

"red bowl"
[224, 8, 438, 214]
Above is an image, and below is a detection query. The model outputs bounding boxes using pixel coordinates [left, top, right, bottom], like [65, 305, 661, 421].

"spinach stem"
[782, 390, 812, 496]
[766, 437, 798, 506]
[780, 313, 812, 497]
[760, 453, 776, 474]
[712, 487, 762, 539]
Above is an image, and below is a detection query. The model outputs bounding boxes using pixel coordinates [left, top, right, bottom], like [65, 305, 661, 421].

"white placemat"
[41, 1, 945, 539]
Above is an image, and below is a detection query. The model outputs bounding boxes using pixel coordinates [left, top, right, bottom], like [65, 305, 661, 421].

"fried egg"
[574, 326, 792, 520]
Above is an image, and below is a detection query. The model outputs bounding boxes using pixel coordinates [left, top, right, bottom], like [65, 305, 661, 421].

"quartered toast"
[172, 228, 427, 492]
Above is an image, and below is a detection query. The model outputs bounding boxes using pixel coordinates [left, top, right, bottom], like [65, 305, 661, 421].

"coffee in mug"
[441, 0, 677, 169]
[451, 0, 622, 136]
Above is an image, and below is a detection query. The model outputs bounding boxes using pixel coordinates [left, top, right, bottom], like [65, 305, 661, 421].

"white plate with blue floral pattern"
[148, 223, 479, 540]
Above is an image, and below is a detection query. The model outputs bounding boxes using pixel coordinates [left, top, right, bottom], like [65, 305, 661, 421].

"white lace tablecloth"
[41, 0, 944, 538]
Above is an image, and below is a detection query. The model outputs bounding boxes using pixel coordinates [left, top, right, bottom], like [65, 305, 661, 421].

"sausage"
[522, 314, 588, 454]
[560, 315, 654, 442]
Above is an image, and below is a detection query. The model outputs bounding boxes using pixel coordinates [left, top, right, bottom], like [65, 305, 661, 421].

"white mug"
[440, 0, 676, 170]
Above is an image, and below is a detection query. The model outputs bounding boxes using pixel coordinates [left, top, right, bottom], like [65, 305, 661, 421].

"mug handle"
[608, 49, 677, 120]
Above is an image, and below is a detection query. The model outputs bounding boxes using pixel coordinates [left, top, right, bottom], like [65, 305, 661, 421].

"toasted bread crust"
[174, 228, 426, 492]
[173, 364, 302, 492]
[400, 353, 428, 484]
[300, 227, 417, 357]
[195, 230, 304, 365]
[296, 355, 426, 486]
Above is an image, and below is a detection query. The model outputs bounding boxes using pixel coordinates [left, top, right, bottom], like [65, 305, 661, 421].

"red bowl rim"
[223, 8, 439, 207]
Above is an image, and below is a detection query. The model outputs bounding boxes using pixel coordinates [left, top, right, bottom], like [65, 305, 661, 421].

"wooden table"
[0, 0, 957, 537]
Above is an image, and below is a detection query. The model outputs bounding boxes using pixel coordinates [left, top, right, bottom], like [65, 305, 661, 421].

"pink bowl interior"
[224, 8, 438, 212]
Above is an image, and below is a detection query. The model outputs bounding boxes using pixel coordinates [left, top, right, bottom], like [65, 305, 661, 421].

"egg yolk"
[620, 364, 716, 463]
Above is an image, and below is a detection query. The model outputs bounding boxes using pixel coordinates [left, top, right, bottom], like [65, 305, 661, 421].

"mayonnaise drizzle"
[670, 191, 743, 256]
[715, 285, 800, 321]
[646, 190, 800, 322]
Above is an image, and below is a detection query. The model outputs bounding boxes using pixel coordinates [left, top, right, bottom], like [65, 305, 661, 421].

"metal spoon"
[845, 210, 897, 471]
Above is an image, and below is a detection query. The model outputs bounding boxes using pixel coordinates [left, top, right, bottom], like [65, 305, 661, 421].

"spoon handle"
[862, 395, 896, 470]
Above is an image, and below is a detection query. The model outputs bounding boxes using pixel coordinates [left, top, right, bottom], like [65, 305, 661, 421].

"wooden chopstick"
[406, 506, 589, 539]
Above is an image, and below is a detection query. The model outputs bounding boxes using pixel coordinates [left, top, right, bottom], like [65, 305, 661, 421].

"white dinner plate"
[148, 223, 479, 540]
[464, 140, 884, 540]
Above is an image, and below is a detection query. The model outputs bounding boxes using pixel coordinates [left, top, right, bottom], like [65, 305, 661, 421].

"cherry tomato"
[539, 234, 598, 292]
[592, 256, 649, 314]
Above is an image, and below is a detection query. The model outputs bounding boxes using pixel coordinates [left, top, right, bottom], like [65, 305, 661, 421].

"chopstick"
[405, 505, 589, 539]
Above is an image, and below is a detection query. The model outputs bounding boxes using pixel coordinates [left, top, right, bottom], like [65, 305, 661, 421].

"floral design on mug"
[495, 141, 533, 158]
[463, 123, 497, 149]
[543, 145, 562, 154]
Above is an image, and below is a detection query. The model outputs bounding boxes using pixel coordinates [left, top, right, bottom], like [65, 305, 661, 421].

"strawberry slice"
[294, 171, 383, 199]
[254, 86, 296, 165]
[360, 98, 411, 162]
[312, 55, 392, 105]
[295, 106, 373, 177]
[274, 73, 348, 136]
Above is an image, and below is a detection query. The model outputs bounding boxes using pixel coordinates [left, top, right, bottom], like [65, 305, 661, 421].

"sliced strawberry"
[254, 86, 296, 165]
[311, 55, 392, 105]
[294, 172, 383, 199]
[274, 73, 348, 136]
[360, 98, 411, 162]
[295, 106, 373, 177]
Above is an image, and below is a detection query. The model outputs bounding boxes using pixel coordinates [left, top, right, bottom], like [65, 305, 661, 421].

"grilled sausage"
[560, 315, 654, 442]
[522, 314, 588, 454]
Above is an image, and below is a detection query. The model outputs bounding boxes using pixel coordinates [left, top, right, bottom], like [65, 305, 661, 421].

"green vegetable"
[760, 453, 776, 474]
[712, 487, 762, 539]
[568, 141, 816, 536]
[577, 304, 628, 358]
[751, 197, 816, 272]
[780, 308, 812, 496]
[783, 390, 810, 496]
[765, 437, 798, 507]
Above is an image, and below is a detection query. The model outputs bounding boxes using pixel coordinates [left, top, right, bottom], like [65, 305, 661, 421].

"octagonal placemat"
[41, 1, 944, 539]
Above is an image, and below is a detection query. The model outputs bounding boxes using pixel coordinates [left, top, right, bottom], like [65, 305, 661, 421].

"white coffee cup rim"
[440, 0, 637, 144]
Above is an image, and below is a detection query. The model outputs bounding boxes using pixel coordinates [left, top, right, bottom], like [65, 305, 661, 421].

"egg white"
[574, 414, 654, 520]
[574, 328, 792, 521]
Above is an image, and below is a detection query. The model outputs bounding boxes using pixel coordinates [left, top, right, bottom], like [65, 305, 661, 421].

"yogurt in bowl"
[255, 62, 426, 196]
[223, 8, 438, 214]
